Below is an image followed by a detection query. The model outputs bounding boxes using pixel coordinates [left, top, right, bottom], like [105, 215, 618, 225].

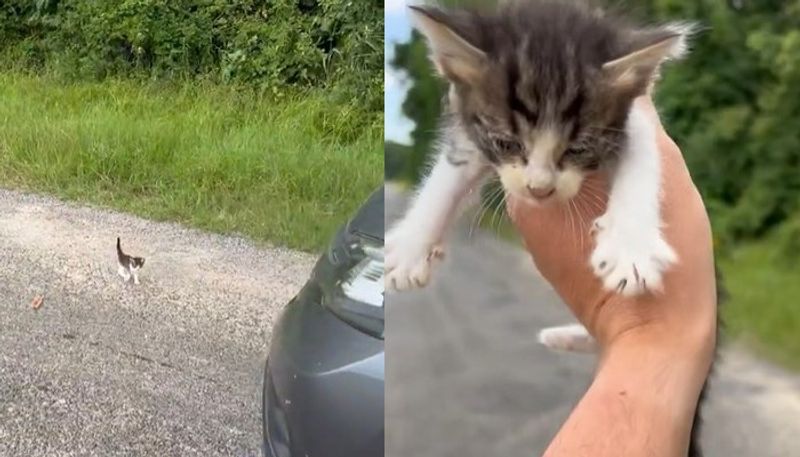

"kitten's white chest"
[118, 263, 140, 284]
[117, 263, 131, 281]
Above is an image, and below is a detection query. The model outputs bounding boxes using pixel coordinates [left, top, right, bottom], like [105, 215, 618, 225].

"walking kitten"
[117, 237, 145, 285]
[386, 1, 706, 455]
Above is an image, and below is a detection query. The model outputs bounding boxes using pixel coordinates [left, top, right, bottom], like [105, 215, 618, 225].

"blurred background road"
[385, 185, 800, 457]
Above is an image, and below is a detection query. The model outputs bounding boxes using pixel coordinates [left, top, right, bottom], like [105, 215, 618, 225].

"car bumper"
[262, 284, 384, 457]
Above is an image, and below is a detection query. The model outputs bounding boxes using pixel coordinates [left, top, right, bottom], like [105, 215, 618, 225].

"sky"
[385, 1, 415, 145]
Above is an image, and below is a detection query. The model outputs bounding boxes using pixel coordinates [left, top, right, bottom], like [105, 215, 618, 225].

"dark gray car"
[262, 187, 384, 457]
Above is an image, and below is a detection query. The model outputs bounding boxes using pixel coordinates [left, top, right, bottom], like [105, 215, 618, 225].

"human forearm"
[543, 335, 712, 457]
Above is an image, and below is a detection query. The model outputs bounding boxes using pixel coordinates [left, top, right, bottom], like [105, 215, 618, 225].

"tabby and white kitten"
[385, 1, 704, 454]
[386, 0, 691, 317]
[117, 237, 145, 285]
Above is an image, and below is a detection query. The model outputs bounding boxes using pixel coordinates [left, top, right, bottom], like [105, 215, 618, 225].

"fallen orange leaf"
[31, 295, 44, 310]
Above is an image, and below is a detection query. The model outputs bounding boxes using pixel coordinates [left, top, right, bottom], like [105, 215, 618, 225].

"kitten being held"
[386, 0, 692, 296]
[117, 237, 145, 285]
[385, 2, 704, 454]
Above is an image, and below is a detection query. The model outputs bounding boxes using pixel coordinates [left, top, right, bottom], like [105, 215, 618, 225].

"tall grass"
[0, 72, 382, 252]
[720, 240, 800, 370]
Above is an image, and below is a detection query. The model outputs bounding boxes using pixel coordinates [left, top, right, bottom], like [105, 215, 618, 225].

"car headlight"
[341, 244, 383, 306]
[319, 232, 384, 338]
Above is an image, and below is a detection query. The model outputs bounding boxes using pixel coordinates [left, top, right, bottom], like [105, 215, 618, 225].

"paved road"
[0, 189, 316, 456]
[385, 184, 800, 457]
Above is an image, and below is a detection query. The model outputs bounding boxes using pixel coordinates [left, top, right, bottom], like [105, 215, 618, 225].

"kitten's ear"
[602, 23, 694, 90]
[408, 5, 487, 85]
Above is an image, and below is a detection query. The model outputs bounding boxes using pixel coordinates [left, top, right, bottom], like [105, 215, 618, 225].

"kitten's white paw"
[538, 324, 597, 353]
[590, 214, 677, 296]
[385, 226, 444, 292]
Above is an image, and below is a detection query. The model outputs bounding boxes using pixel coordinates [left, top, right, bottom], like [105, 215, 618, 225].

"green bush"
[0, 0, 383, 114]
[643, 0, 800, 245]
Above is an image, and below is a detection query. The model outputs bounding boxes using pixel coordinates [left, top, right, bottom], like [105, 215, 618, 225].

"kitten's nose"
[526, 184, 555, 199]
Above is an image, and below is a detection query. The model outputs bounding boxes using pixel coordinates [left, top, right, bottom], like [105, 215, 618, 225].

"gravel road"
[0, 189, 316, 457]
[385, 184, 800, 457]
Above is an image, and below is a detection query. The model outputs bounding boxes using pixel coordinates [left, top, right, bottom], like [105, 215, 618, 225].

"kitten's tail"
[116, 237, 123, 258]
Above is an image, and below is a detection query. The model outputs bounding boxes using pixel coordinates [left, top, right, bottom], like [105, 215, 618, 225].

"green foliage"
[0, 0, 383, 114]
[390, 31, 446, 182]
[642, 0, 800, 244]
[385, 141, 414, 182]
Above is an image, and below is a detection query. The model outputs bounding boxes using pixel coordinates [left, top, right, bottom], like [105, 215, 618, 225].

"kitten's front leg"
[590, 105, 677, 295]
[118, 265, 131, 283]
[386, 152, 487, 291]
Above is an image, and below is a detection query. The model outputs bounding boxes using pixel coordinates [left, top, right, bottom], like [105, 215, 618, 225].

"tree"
[389, 32, 446, 182]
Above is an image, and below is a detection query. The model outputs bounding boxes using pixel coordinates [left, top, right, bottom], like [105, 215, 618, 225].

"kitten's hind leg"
[132, 270, 140, 285]
[538, 324, 598, 353]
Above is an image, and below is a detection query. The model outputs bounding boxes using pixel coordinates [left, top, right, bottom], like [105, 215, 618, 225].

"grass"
[719, 239, 800, 370]
[0, 72, 382, 252]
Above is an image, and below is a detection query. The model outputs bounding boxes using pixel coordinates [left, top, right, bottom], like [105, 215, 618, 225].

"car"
[262, 186, 384, 457]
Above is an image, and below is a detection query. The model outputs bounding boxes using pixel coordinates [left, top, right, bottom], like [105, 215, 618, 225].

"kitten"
[386, 0, 692, 293]
[117, 237, 145, 285]
[386, 1, 706, 455]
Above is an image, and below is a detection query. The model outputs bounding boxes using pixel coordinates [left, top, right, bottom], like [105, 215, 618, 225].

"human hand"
[507, 97, 717, 356]
[507, 96, 718, 456]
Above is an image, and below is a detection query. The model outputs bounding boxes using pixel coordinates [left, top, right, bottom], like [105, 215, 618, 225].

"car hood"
[346, 186, 384, 244]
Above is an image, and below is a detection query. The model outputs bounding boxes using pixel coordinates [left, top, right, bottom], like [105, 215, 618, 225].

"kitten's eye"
[491, 137, 523, 155]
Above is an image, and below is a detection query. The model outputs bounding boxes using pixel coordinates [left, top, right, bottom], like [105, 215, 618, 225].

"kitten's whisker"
[579, 188, 607, 213]
[470, 185, 496, 230]
[587, 137, 623, 151]
[571, 198, 583, 249]
[584, 131, 623, 146]
[485, 198, 499, 235]
[566, 200, 575, 248]
[581, 189, 609, 205]
[486, 186, 506, 211]
[573, 197, 591, 249]
[566, 199, 577, 250]
[559, 204, 570, 248]
[581, 197, 604, 216]
[580, 182, 610, 205]
[586, 125, 627, 134]
[573, 198, 586, 245]
[581, 179, 609, 194]
[469, 196, 492, 239]
[489, 191, 508, 235]
[468, 186, 495, 238]
[571, 199, 581, 249]
[471, 186, 504, 238]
